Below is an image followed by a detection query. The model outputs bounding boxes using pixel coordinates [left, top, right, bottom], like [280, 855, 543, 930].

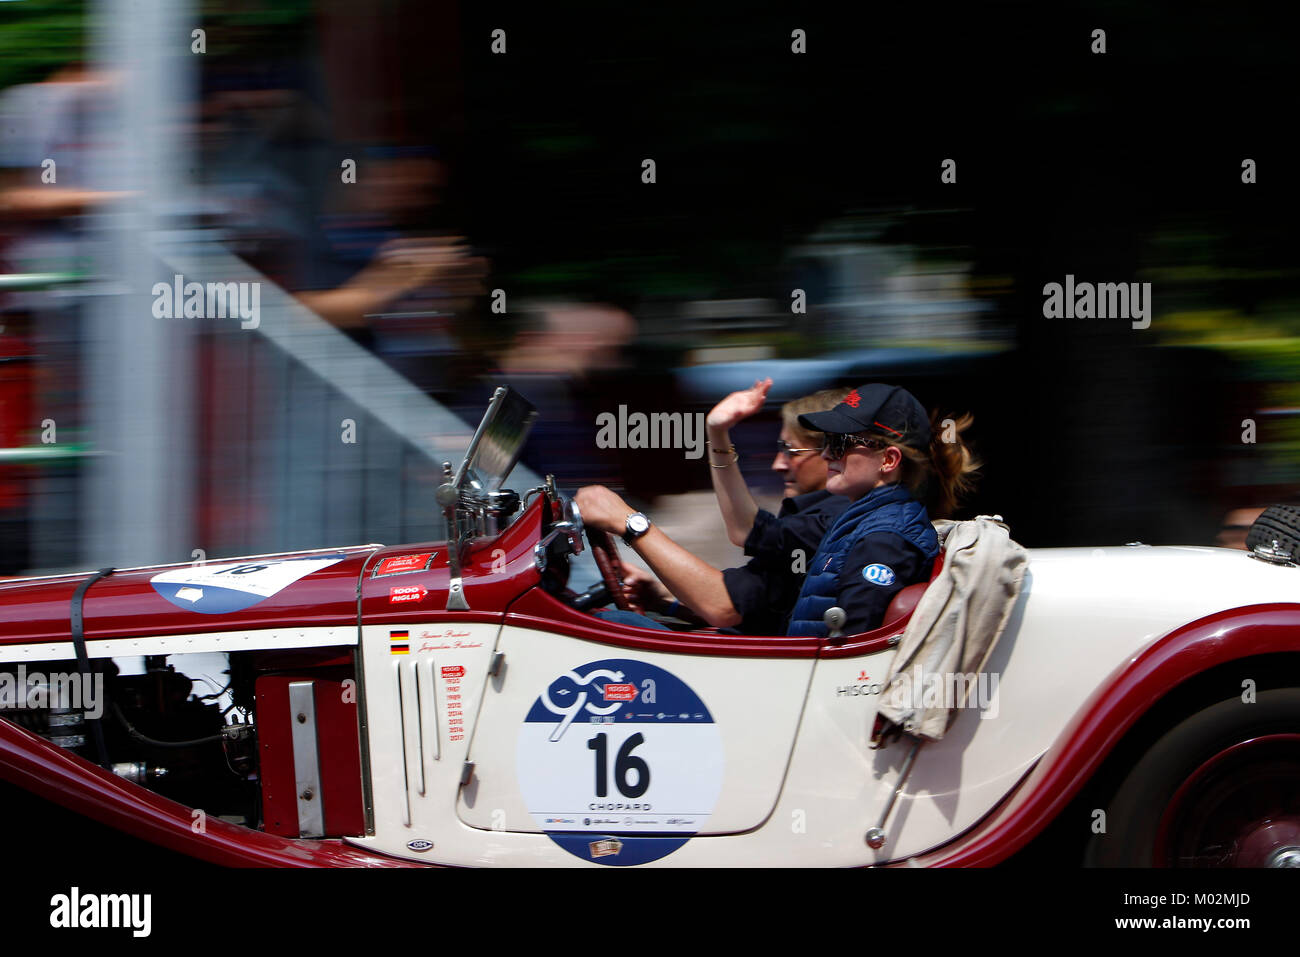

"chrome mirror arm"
[437, 464, 470, 611]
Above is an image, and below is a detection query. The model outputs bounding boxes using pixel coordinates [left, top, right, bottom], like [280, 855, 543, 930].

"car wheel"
[1246, 504, 1300, 558]
[1084, 688, 1300, 867]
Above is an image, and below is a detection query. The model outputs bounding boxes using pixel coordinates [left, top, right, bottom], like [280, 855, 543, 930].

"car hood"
[0, 546, 382, 646]
[0, 499, 547, 649]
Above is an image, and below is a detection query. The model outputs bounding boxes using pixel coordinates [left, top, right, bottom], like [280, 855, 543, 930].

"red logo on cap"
[843, 389, 861, 408]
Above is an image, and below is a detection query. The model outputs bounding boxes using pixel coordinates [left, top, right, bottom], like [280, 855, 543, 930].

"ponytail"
[892, 411, 980, 519]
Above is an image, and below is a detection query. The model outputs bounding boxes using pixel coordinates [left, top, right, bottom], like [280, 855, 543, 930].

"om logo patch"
[862, 563, 896, 586]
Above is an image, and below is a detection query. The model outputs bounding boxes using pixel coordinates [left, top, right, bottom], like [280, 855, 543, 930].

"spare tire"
[1245, 504, 1300, 560]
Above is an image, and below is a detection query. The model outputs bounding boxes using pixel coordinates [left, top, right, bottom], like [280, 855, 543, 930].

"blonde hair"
[781, 387, 853, 450]
[881, 410, 980, 519]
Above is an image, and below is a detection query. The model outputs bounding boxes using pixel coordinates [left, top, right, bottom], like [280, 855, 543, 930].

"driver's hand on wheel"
[575, 485, 635, 535]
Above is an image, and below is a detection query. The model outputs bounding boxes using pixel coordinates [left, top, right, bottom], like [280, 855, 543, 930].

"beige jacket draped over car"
[877, 515, 1029, 741]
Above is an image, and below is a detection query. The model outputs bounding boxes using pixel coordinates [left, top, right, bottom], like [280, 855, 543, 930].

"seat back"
[881, 553, 943, 627]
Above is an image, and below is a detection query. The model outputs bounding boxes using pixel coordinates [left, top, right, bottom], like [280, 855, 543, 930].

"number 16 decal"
[587, 731, 650, 798]
[517, 659, 724, 864]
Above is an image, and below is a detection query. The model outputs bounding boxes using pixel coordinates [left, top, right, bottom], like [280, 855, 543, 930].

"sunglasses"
[775, 439, 823, 458]
[824, 433, 887, 460]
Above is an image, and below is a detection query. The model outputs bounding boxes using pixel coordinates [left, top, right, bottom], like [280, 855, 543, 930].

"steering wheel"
[585, 528, 633, 611]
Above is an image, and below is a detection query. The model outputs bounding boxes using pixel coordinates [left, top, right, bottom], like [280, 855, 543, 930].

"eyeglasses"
[776, 439, 823, 459]
[824, 433, 887, 460]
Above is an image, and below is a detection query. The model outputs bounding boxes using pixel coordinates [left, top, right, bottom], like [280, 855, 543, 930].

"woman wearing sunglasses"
[575, 381, 851, 632]
[701, 379, 853, 633]
[785, 383, 979, 638]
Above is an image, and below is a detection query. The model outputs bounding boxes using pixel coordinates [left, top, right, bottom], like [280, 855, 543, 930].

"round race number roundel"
[517, 658, 724, 866]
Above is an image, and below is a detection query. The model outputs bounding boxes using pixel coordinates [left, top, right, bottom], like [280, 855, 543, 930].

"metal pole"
[85, 0, 196, 567]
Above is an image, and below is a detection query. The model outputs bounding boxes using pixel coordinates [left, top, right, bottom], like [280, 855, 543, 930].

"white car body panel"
[348, 545, 1300, 866]
[872, 545, 1300, 860]
[457, 626, 814, 834]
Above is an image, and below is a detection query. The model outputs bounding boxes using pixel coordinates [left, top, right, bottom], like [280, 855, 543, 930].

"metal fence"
[4, 249, 542, 574]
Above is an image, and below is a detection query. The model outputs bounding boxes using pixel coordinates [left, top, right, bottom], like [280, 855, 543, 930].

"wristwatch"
[623, 512, 651, 545]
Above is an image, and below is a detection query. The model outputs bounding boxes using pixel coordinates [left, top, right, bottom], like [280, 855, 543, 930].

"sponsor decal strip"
[389, 584, 429, 604]
[372, 553, 437, 577]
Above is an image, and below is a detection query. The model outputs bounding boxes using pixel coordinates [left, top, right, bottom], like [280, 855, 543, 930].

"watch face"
[627, 514, 650, 535]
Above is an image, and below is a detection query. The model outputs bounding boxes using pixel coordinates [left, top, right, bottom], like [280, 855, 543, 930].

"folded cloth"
[877, 515, 1028, 741]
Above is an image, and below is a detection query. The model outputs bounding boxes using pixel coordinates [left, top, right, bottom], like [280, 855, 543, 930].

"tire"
[1084, 688, 1300, 867]
[1246, 504, 1300, 558]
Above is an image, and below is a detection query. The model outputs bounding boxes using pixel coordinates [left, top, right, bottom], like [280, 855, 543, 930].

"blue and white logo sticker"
[151, 555, 348, 614]
[517, 658, 724, 866]
[862, 563, 896, 586]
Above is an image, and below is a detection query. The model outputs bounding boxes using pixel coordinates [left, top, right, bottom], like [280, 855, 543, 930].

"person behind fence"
[613, 380, 851, 633]
[784, 383, 979, 638]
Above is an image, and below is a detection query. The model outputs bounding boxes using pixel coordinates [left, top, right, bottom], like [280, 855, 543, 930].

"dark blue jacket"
[786, 483, 938, 638]
[722, 490, 849, 634]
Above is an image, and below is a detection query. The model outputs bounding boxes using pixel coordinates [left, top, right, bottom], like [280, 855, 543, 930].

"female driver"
[615, 379, 852, 633]
[579, 381, 850, 632]
[785, 383, 979, 638]
[577, 381, 976, 639]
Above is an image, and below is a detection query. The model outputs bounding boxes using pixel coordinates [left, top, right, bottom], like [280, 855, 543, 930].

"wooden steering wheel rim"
[585, 528, 632, 612]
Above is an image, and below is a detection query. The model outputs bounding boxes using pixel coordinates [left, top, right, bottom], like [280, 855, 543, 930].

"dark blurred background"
[1, 0, 1297, 574]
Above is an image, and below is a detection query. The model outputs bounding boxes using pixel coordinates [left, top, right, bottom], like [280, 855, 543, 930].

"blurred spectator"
[0, 63, 127, 575]
[460, 300, 637, 491]
[199, 88, 488, 391]
[0, 65, 126, 227]
[1216, 500, 1300, 550]
[1216, 507, 1266, 550]
[292, 150, 487, 335]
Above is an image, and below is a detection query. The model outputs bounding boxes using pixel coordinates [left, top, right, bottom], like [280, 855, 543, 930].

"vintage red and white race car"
[2, 388, 1298, 868]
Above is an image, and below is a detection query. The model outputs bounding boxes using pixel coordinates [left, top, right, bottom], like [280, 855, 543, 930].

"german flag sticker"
[390, 629, 410, 655]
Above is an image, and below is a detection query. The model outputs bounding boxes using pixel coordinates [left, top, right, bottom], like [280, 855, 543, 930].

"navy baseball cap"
[797, 383, 931, 449]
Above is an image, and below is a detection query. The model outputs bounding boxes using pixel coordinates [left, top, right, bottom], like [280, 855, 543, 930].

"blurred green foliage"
[196, 0, 315, 60]
[0, 0, 316, 92]
[1158, 309, 1300, 475]
[0, 0, 86, 91]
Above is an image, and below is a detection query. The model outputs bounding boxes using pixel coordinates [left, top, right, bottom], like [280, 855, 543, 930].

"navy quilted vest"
[786, 483, 937, 637]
